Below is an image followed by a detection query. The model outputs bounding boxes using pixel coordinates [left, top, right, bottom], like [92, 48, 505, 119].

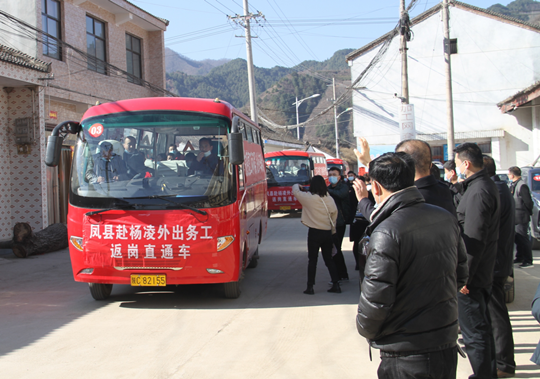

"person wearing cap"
[86, 141, 127, 184]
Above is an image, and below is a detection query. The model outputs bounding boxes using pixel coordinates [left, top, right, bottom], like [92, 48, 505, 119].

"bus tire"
[247, 248, 259, 269]
[223, 281, 241, 299]
[89, 283, 113, 300]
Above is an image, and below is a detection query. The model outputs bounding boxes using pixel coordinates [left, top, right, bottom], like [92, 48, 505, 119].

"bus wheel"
[267, 210, 271, 218]
[89, 283, 113, 300]
[247, 248, 259, 269]
[223, 281, 241, 299]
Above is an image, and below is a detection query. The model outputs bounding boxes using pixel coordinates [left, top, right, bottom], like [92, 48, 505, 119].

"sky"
[130, 0, 508, 68]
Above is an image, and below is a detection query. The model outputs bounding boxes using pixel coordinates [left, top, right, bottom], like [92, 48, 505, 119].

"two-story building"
[346, 1, 540, 169]
[0, 0, 168, 239]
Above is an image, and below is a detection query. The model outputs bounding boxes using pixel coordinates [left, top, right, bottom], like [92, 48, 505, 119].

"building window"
[478, 142, 492, 154]
[42, 0, 61, 60]
[86, 16, 106, 74]
[126, 34, 142, 84]
[450, 38, 458, 54]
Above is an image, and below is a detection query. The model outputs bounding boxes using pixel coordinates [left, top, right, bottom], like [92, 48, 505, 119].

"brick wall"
[37, 0, 167, 107]
[0, 62, 47, 238]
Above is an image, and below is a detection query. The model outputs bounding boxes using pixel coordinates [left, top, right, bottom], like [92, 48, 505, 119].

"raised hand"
[354, 137, 372, 166]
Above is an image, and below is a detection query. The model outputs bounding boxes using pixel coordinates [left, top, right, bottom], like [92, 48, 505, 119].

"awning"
[418, 129, 505, 142]
[497, 81, 540, 113]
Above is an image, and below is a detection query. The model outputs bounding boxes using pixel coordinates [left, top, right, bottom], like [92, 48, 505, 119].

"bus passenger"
[123, 136, 152, 179]
[188, 138, 218, 176]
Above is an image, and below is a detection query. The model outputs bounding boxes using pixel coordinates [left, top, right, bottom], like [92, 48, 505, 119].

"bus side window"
[246, 127, 254, 143]
[253, 129, 260, 144]
[238, 165, 244, 189]
[241, 123, 248, 140]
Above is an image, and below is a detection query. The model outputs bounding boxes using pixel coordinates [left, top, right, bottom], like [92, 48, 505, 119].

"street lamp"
[334, 107, 353, 159]
[292, 94, 320, 140]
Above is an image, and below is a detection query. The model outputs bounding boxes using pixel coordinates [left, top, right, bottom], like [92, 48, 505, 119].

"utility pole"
[399, 0, 410, 104]
[229, 1, 263, 124]
[443, 0, 455, 160]
[332, 78, 340, 158]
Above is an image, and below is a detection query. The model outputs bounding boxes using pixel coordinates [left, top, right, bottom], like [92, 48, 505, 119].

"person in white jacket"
[292, 175, 342, 294]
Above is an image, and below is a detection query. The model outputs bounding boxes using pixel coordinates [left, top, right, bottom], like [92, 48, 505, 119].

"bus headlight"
[217, 236, 234, 251]
[70, 236, 84, 251]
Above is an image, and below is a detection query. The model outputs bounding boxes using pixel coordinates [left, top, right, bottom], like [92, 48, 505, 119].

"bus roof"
[265, 150, 325, 158]
[81, 97, 258, 128]
[326, 158, 345, 164]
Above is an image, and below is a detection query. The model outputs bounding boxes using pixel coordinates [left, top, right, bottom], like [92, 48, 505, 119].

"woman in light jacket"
[292, 175, 341, 295]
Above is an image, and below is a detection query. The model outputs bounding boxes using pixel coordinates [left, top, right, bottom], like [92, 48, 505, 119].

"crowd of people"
[292, 138, 539, 379]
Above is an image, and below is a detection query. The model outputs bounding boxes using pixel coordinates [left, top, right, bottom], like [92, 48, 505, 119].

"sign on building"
[399, 104, 416, 141]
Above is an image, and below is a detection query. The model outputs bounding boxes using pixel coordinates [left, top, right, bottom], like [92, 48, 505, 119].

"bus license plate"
[130, 274, 166, 287]
[280, 206, 291, 210]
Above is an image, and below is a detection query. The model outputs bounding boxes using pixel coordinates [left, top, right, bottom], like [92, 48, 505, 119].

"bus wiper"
[85, 203, 135, 216]
[127, 195, 208, 216]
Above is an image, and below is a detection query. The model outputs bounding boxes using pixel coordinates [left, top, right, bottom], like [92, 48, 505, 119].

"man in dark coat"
[188, 137, 218, 176]
[484, 155, 516, 377]
[354, 138, 455, 220]
[353, 152, 468, 379]
[328, 166, 351, 280]
[455, 143, 500, 379]
[508, 166, 534, 268]
[123, 136, 152, 179]
[85, 141, 128, 184]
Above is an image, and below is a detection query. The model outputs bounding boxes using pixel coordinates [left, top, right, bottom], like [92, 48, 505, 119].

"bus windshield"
[70, 110, 235, 209]
[266, 156, 310, 186]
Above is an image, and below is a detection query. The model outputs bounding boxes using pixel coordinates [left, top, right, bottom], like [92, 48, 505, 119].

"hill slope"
[165, 48, 230, 76]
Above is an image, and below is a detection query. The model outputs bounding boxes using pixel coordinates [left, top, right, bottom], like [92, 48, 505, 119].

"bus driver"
[188, 137, 218, 176]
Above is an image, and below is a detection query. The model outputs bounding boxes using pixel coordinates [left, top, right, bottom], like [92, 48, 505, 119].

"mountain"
[165, 48, 230, 76]
[165, 48, 355, 157]
[167, 59, 291, 110]
[488, 0, 540, 23]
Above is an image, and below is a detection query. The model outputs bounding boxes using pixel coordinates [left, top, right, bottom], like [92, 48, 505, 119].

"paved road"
[1, 214, 540, 378]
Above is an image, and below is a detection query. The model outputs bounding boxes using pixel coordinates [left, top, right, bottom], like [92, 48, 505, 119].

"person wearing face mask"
[327, 166, 351, 281]
[454, 143, 501, 379]
[443, 159, 462, 208]
[353, 152, 468, 379]
[188, 137, 218, 176]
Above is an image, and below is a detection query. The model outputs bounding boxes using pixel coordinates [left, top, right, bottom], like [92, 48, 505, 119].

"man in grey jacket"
[508, 166, 534, 268]
[354, 152, 468, 379]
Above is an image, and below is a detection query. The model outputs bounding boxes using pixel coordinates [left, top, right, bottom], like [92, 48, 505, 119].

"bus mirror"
[229, 116, 244, 165]
[45, 135, 63, 167]
[228, 132, 244, 165]
[310, 159, 315, 170]
[45, 120, 81, 167]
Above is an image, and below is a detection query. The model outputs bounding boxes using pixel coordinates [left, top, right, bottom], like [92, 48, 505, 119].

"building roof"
[346, 1, 540, 62]
[0, 44, 51, 73]
[123, 0, 169, 26]
[497, 81, 540, 113]
[260, 123, 305, 148]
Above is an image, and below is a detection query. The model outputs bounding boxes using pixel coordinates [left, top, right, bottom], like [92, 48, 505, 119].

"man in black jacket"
[484, 156, 516, 377]
[354, 138, 455, 220]
[455, 143, 500, 379]
[353, 152, 468, 379]
[508, 166, 534, 268]
[328, 166, 351, 280]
